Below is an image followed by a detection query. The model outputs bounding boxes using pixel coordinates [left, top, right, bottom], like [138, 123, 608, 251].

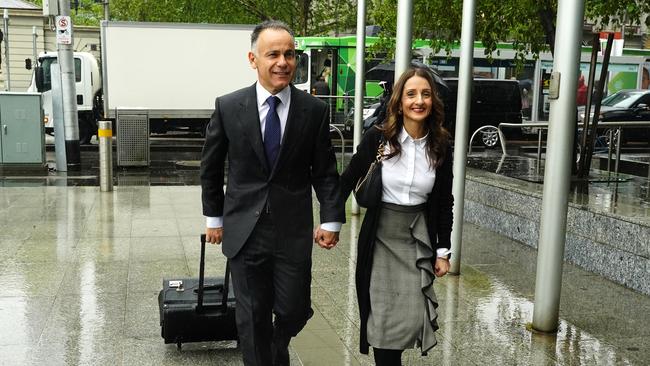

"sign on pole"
[55, 16, 72, 45]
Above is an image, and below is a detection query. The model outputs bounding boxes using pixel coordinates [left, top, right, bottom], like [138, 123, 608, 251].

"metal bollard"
[98, 120, 113, 192]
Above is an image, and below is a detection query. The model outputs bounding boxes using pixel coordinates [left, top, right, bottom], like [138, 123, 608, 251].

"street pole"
[57, 0, 81, 169]
[103, 0, 110, 21]
[394, 0, 413, 81]
[532, 0, 585, 333]
[3, 9, 10, 91]
[531, 59, 541, 122]
[351, 0, 366, 215]
[32, 26, 38, 63]
[449, 0, 476, 275]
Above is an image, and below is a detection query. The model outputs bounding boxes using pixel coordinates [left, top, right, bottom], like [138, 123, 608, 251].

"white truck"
[29, 21, 257, 143]
[28, 51, 102, 144]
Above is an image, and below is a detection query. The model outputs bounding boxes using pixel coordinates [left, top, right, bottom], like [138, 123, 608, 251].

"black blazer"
[201, 84, 345, 260]
[340, 126, 454, 354]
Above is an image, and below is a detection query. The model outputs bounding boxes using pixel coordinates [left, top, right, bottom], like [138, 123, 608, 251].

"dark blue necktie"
[264, 96, 281, 168]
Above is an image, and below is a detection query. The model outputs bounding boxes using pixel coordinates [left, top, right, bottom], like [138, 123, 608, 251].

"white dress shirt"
[256, 82, 291, 138]
[381, 128, 451, 258]
[206, 82, 341, 232]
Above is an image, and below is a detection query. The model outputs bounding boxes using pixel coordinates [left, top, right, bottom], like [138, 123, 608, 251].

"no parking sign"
[55, 16, 72, 45]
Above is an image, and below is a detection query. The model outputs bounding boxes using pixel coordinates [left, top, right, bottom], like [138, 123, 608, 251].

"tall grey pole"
[449, 0, 476, 275]
[3, 9, 10, 91]
[531, 59, 541, 122]
[532, 0, 585, 333]
[32, 26, 38, 62]
[394, 0, 413, 81]
[351, 0, 366, 215]
[51, 66, 68, 171]
[104, 0, 110, 21]
[57, 0, 81, 169]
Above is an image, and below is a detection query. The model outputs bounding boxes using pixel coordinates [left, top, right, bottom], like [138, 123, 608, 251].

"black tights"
[373, 348, 403, 366]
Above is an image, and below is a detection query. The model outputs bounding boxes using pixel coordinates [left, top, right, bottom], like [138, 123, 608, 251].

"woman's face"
[400, 75, 433, 124]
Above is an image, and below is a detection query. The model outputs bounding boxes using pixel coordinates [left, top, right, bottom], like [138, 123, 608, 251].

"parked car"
[358, 78, 523, 147]
[578, 89, 650, 144]
[443, 78, 523, 147]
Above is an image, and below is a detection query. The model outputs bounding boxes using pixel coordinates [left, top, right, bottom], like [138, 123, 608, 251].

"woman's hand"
[434, 257, 450, 277]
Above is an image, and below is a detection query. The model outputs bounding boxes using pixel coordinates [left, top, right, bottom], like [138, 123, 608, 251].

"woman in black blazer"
[340, 67, 454, 365]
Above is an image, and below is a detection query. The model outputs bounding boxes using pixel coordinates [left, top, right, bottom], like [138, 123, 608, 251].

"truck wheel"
[79, 118, 95, 145]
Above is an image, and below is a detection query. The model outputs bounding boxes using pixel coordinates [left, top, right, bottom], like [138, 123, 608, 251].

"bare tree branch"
[234, 0, 270, 20]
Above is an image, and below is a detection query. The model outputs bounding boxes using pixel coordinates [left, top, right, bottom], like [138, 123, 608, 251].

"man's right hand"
[313, 226, 339, 250]
[206, 227, 223, 245]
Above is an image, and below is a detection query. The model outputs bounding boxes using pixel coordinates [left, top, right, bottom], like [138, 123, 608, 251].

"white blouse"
[381, 129, 436, 206]
[381, 129, 451, 258]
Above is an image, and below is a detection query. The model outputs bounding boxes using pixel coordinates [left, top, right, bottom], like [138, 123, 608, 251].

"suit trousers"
[230, 210, 313, 366]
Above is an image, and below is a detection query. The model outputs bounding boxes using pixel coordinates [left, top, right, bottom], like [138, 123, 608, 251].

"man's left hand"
[313, 226, 339, 250]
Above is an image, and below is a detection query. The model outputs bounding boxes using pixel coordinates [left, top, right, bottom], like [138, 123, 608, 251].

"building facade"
[0, 1, 100, 91]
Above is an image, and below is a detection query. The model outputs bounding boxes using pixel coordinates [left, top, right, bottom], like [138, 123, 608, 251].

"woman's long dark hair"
[379, 67, 450, 168]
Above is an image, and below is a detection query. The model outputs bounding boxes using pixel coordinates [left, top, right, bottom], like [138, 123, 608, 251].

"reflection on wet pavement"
[0, 144, 203, 187]
[1, 184, 647, 365]
[467, 151, 650, 223]
[0, 141, 648, 365]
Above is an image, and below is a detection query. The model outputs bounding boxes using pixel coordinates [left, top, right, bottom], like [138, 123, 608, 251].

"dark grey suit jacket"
[200, 84, 345, 260]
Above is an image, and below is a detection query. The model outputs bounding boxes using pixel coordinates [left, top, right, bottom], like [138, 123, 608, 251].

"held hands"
[434, 257, 450, 277]
[313, 226, 339, 250]
[205, 227, 224, 245]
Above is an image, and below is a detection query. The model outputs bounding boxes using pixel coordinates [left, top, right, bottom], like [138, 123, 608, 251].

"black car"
[578, 89, 650, 144]
[443, 79, 523, 147]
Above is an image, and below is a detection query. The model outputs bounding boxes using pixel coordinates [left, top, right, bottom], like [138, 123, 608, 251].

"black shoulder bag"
[353, 139, 385, 209]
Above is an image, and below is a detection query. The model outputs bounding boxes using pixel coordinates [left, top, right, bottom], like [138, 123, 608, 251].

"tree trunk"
[538, 4, 556, 56]
[301, 0, 311, 35]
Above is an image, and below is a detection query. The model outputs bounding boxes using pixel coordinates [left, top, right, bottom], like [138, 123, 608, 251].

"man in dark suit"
[200, 21, 345, 366]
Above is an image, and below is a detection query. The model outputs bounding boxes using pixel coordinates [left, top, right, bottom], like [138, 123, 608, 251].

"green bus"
[293, 36, 650, 124]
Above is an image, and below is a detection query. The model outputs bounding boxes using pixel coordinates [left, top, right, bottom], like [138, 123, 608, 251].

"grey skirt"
[367, 202, 439, 354]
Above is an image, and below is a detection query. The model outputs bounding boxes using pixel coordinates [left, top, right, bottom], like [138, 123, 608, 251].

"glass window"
[293, 51, 309, 85]
[39, 57, 82, 92]
[635, 94, 650, 106]
[75, 58, 81, 82]
[602, 91, 644, 108]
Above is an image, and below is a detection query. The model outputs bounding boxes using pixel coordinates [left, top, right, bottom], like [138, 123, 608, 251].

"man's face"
[248, 29, 296, 94]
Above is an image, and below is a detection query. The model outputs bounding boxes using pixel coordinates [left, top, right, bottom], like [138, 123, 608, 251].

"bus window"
[294, 51, 309, 85]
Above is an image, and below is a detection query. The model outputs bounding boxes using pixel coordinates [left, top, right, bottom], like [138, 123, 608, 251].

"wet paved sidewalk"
[0, 185, 648, 365]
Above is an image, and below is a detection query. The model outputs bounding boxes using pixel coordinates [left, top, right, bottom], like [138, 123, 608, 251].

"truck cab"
[27, 51, 102, 144]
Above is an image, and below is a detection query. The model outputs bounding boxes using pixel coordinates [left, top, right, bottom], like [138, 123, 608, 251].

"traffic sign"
[55, 16, 72, 45]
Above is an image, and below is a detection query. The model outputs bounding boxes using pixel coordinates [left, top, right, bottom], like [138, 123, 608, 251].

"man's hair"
[251, 20, 295, 54]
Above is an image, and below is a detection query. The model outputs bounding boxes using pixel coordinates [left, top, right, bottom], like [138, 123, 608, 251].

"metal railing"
[313, 94, 381, 130]
[312, 94, 381, 171]
[495, 120, 650, 176]
[329, 124, 345, 168]
[468, 125, 507, 155]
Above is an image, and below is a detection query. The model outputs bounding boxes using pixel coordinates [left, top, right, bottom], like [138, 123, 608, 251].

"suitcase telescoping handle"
[197, 234, 231, 313]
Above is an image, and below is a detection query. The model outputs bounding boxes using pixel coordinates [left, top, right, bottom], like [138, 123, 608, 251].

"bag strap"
[375, 135, 386, 163]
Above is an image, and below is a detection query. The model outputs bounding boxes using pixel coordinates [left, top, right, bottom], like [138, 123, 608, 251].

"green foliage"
[369, 0, 649, 64]
[585, 0, 650, 29]
[25, 0, 358, 36]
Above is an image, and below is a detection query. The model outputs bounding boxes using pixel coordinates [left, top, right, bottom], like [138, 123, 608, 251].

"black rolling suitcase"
[158, 234, 238, 349]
